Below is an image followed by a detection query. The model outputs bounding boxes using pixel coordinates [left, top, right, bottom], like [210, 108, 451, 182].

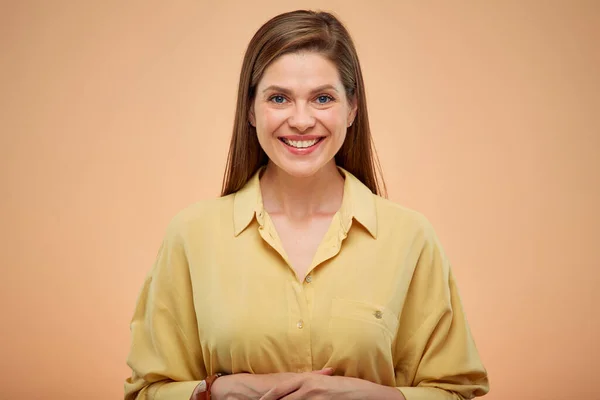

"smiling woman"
[124, 9, 490, 400]
[250, 52, 355, 178]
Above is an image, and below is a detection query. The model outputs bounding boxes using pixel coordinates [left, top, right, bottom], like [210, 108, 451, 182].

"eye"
[269, 95, 287, 104]
[316, 95, 334, 104]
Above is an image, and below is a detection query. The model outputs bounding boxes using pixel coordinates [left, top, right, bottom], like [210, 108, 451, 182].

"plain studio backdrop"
[1, 1, 598, 399]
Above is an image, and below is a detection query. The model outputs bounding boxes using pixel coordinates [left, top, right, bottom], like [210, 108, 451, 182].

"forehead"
[257, 52, 343, 90]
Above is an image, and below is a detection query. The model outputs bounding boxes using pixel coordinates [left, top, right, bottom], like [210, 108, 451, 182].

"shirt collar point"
[338, 167, 378, 239]
[233, 168, 264, 236]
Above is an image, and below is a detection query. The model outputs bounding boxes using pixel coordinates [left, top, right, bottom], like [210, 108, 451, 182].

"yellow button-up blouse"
[125, 168, 489, 400]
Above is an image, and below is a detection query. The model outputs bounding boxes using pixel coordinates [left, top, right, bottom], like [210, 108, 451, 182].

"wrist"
[191, 373, 229, 400]
[235, 373, 284, 398]
[211, 373, 258, 400]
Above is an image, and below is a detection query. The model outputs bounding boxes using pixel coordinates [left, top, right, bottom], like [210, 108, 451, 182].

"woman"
[125, 10, 489, 400]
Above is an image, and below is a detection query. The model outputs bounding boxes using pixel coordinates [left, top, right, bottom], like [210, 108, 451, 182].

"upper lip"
[278, 135, 325, 141]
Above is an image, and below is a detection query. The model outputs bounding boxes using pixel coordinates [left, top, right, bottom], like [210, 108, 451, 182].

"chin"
[272, 159, 327, 179]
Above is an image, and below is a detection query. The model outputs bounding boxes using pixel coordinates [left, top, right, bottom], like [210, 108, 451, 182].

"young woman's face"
[250, 52, 357, 178]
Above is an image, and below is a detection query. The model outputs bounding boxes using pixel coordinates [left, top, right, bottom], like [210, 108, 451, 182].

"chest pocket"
[329, 298, 399, 341]
[326, 298, 399, 382]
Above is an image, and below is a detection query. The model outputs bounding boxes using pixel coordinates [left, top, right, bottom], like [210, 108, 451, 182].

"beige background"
[1, 1, 599, 399]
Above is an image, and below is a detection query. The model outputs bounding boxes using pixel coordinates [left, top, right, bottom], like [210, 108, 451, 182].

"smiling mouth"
[279, 137, 324, 149]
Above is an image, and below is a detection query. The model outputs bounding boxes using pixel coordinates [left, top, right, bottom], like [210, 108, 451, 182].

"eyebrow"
[262, 84, 339, 95]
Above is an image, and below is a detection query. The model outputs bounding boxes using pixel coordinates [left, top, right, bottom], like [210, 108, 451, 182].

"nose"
[287, 102, 315, 132]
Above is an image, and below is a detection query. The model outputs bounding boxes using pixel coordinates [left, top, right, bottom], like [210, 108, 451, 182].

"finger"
[260, 386, 300, 400]
[259, 377, 303, 400]
[311, 367, 335, 376]
[275, 390, 305, 400]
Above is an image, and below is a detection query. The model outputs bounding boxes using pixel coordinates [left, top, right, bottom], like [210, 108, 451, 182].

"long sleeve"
[125, 218, 206, 400]
[394, 222, 490, 400]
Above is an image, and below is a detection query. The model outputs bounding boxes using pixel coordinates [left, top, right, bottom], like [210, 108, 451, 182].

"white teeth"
[281, 138, 320, 148]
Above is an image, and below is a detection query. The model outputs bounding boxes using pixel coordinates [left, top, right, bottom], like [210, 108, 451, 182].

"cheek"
[318, 109, 347, 134]
[258, 107, 286, 131]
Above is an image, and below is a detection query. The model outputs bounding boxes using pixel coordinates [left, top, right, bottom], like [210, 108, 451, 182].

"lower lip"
[279, 138, 325, 155]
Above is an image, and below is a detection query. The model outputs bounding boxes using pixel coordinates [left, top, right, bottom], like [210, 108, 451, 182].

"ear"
[248, 103, 256, 127]
[347, 95, 358, 127]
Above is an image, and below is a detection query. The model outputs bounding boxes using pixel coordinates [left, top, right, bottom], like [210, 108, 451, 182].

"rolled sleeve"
[394, 223, 489, 399]
[125, 219, 206, 399]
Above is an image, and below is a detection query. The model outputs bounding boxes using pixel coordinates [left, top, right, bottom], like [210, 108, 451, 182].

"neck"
[260, 161, 344, 221]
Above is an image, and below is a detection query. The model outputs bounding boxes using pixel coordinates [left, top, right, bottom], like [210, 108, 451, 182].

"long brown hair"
[221, 10, 387, 197]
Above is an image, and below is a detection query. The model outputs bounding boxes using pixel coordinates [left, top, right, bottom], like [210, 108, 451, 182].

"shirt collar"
[233, 167, 377, 238]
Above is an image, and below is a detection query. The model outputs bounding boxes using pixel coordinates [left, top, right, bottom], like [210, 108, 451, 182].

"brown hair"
[221, 10, 387, 197]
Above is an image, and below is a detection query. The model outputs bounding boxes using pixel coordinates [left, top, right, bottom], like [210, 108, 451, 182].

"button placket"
[286, 286, 304, 369]
[294, 282, 313, 373]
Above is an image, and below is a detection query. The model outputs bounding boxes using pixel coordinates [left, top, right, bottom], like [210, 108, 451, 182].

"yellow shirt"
[125, 168, 489, 400]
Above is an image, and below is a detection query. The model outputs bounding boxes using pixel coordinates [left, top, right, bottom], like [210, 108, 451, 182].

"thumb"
[311, 367, 335, 376]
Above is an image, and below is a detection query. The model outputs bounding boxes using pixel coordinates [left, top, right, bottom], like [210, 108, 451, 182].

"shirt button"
[374, 310, 383, 319]
[305, 275, 312, 283]
[297, 319, 304, 329]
